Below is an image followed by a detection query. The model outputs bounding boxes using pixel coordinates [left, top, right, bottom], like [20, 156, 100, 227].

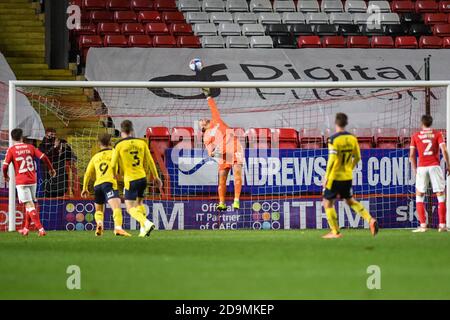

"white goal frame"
[7, 80, 450, 231]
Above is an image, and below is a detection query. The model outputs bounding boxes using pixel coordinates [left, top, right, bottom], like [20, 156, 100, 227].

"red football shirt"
[3, 143, 45, 185]
[411, 128, 445, 167]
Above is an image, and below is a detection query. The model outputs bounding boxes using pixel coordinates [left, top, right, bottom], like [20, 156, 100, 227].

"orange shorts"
[217, 150, 244, 170]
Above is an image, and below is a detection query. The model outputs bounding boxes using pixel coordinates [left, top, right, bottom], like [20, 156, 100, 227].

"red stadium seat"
[419, 35, 443, 48]
[391, 0, 415, 13]
[131, 0, 154, 11]
[104, 34, 129, 47]
[433, 24, 450, 36]
[122, 23, 145, 35]
[73, 24, 97, 35]
[138, 11, 162, 23]
[128, 34, 153, 47]
[440, 1, 450, 13]
[153, 35, 177, 47]
[444, 37, 450, 48]
[246, 128, 272, 149]
[424, 13, 448, 25]
[90, 11, 114, 22]
[399, 128, 420, 148]
[106, 0, 130, 10]
[83, 0, 106, 10]
[299, 129, 323, 149]
[70, 0, 83, 6]
[114, 11, 137, 22]
[97, 22, 121, 35]
[272, 128, 299, 149]
[375, 128, 399, 149]
[146, 127, 170, 156]
[78, 35, 103, 62]
[145, 22, 169, 35]
[162, 11, 185, 23]
[154, 0, 177, 11]
[322, 36, 346, 48]
[415, 0, 439, 13]
[395, 36, 418, 48]
[347, 36, 370, 48]
[351, 128, 374, 149]
[297, 36, 321, 48]
[177, 35, 201, 48]
[371, 36, 394, 48]
[171, 127, 194, 148]
[170, 23, 193, 36]
[81, 11, 91, 22]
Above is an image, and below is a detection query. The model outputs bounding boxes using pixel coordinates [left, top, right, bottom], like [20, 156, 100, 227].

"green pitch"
[1, 229, 449, 299]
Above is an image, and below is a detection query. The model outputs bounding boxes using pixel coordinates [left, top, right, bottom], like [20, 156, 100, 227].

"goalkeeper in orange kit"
[198, 88, 244, 211]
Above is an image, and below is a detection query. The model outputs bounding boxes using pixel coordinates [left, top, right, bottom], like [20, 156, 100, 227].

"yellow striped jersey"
[83, 148, 117, 190]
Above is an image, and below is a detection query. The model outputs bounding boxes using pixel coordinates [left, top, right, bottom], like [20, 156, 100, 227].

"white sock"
[114, 226, 123, 230]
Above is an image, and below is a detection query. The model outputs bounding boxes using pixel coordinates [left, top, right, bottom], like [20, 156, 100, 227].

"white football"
[189, 58, 203, 72]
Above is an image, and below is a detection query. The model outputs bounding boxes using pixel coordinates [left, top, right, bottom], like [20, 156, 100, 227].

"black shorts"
[124, 178, 147, 201]
[94, 182, 119, 205]
[323, 180, 353, 200]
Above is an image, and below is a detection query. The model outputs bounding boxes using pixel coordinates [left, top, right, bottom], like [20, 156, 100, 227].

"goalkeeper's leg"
[232, 163, 242, 210]
[217, 167, 230, 211]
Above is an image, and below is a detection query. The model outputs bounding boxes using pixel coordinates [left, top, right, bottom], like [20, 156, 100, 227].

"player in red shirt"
[2, 128, 56, 236]
[409, 115, 450, 232]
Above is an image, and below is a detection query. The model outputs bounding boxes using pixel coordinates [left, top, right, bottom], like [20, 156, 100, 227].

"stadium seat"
[170, 127, 194, 148]
[351, 128, 373, 149]
[73, 24, 97, 35]
[138, 11, 162, 23]
[203, 0, 226, 12]
[391, 0, 415, 13]
[209, 12, 234, 24]
[321, 0, 344, 13]
[83, 0, 106, 10]
[419, 35, 443, 48]
[415, 0, 439, 13]
[273, 35, 296, 48]
[408, 24, 432, 36]
[433, 24, 450, 36]
[226, 35, 250, 48]
[249, 0, 273, 12]
[399, 128, 420, 148]
[444, 37, 450, 48]
[424, 13, 449, 25]
[265, 24, 290, 36]
[194, 23, 217, 36]
[282, 12, 306, 24]
[90, 11, 114, 22]
[273, 0, 296, 12]
[178, 0, 201, 12]
[306, 12, 329, 24]
[131, 0, 154, 11]
[329, 12, 353, 25]
[146, 127, 170, 157]
[371, 35, 394, 48]
[186, 12, 209, 23]
[288, 24, 314, 36]
[177, 35, 201, 47]
[383, 24, 408, 36]
[337, 24, 360, 35]
[375, 128, 399, 149]
[353, 13, 372, 25]
[104, 34, 129, 47]
[97, 22, 121, 35]
[298, 0, 320, 13]
[162, 12, 185, 23]
[344, 0, 367, 13]
[347, 35, 370, 48]
[226, 0, 249, 12]
[106, 0, 130, 10]
[299, 129, 323, 149]
[249, 35, 274, 47]
[81, 11, 92, 22]
[361, 24, 384, 36]
[128, 34, 153, 47]
[258, 13, 282, 24]
[368, 1, 391, 13]
[439, 1, 450, 13]
[242, 23, 265, 36]
[170, 23, 194, 36]
[114, 11, 138, 23]
[154, 0, 177, 11]
[380, 13, 400, 25]
[153, 35, 177, 47]
[246, 128, 272, 149]
[315, 25, 337, 36]
[218, 23, 242, 36]
[234, 12, 258, 24]
[297, 35, 321, 48]
[401, 13, 423, 24]
[79, 35, 103, 50]
[273, 128, 299, 149]
[122, 22, 145, 35]
[322, 35, 346, 48]
[395, 36, 418, 48]
[146, 22, 170, 35]
[201, 35, 226, 47]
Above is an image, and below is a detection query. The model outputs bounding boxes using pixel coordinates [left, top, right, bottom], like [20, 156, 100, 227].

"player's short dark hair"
[11, 128, 23, 142]
[421, 114, 433, 127]
[99, 133, 112, 147]
[121, 120, 133, 134]
[335, 113, 348, 128]
[45, 127, 56, 133]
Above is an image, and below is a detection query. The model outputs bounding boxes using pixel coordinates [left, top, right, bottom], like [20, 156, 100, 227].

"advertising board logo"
[178, 157, 218, 186]
[251, 202, 281, 230]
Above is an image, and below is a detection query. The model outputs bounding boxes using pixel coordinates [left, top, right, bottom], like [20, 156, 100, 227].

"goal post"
[6, 80, 450, 232]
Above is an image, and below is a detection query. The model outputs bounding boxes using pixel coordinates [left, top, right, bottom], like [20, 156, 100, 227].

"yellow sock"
[113, 208, 123, 229]
[128, 207, 147, 226]
[138, 204, 147, 218]
[94, 211, 104, 226]
[325, 207, 340, 234]
[350, 201, 372, 222]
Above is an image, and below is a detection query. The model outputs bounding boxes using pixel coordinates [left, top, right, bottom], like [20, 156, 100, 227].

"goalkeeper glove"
[202, 88, 211, 97]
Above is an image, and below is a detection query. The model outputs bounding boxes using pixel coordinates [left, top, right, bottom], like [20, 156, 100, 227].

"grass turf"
[0, 229, 449, 299]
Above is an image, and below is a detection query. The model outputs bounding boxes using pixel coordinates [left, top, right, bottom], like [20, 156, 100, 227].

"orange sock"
[218, 173, 227, 204]
[234, 169, 242, 200]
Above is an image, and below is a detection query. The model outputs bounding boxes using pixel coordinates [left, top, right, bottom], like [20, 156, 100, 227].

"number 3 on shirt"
[130, 151, 140, 167]
[422, 139, 433, 156]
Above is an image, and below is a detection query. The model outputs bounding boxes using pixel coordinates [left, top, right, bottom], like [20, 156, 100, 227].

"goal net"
[2, 81, 449, 232]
